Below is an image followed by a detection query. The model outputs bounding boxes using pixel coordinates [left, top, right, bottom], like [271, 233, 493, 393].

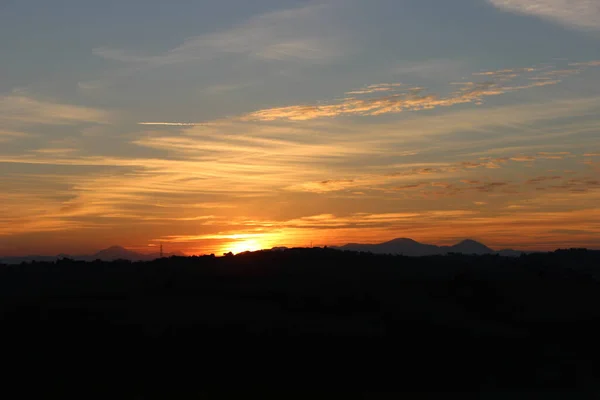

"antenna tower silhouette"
[160, 243, 163, 258]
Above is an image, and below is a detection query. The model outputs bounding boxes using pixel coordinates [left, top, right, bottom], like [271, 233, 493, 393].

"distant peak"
[385, 238, 419, 244]
[451, 239, 494, 253]
[95, 246, 133, 256]
[457, 239, 482, 245]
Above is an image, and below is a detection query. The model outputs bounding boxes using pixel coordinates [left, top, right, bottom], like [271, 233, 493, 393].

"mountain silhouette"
[0, 246, 185, 264]
[94, 245, 143, 261]
[0, 240, 526, 264]
[448, 239, 494, 255]
[335, 238, 520, 256]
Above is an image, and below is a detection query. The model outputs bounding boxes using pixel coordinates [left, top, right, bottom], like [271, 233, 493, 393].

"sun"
[227, 239, 263, 255]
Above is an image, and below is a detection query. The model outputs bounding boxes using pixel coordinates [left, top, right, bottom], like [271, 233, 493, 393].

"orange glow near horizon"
[2, 45, 600, 257]
[225, 239, 264, 255]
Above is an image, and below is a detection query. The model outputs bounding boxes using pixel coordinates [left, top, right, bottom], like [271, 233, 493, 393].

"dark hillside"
[1, 249, 600, 397]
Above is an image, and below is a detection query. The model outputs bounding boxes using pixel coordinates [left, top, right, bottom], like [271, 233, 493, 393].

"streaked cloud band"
[487, 0, 600, 31]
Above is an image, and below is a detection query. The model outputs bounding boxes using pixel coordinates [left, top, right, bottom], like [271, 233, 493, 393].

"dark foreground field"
[2, 248, 600, 398]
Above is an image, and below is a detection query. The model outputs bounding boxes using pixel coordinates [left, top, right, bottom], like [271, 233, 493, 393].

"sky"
[1, 0, 600, 256]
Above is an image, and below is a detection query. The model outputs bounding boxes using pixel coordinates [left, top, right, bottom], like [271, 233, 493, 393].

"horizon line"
[2, 238, 598, 259]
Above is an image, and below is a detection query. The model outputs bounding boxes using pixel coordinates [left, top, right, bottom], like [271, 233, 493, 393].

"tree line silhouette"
[1, 247, 600, 397]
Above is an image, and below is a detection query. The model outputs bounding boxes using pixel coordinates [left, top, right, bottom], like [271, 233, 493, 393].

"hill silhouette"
[93, 245, 143, 260]
[2, 247, 600, 397]
[334, 237, 516, 256]
[0, 245, 184, 264]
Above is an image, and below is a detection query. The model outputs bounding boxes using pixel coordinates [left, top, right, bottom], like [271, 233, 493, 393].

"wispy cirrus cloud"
[0, 93, 112, 144]
[5, 82, 600, 251]
[570, 61, 600, 68]
[203, 81, 257, 95]
[525, 175, 563, 184]
[0, 129, 31, 142]
[239, 61, 597, 122]
[511, 152, 572, 162]
[240, 82, 532, 121]
[138, 122, 204, 126]
[391, 59, 466, 79]
[154, 210, 482, 245]
[3, 137, 600, 251]
[152, 204, 600, 253]
[29, 148, 79, 156]
[345, 83, 404, 96]
[136, 62, 600, 127]
[0, 94, 111, 127]
[84, 3, 345, 90]
[282, 150, 589, 195]
[487, 0, 600, 31]
[547, 178, 600, 191]
[286, 179, 358, 194]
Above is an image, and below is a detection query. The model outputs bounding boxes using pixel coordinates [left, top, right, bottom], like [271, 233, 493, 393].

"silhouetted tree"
[1, 248, 600, 396]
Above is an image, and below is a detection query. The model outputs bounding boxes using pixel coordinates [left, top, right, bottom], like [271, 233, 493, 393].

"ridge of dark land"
[2, 248, 600, 398]
[0, 237, 531, 264]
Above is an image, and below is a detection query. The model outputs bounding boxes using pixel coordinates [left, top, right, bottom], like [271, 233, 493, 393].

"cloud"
[472, 68, 520, 78]
[391, 183, 428, 191]
[386, 157, 511, 179]
[459, 158, 508, 169]
[1, 131, 527, 240]
[253, 38, 342, 62]
[4, 145, 600, 253]
[240, 61, 595, 121]
[570, 61, 600, 67]
[376, 96, 600, 146]
[138, 122, 204, 126]
[542, 69, 581, 77]
[537, 151, 572, 159]
[4, 83, 600, 250]
[0, 94, 111, 127]
[487, 0, 600, 31]
[286, 179, 358, 193]
[134, 63, 600, 130]
[525, 176, 562, 184]
[0, 115, 595, 211]
[584, 160, 600, 170]
[392, 59, 465, 78]
[511, 155, 537, 162]
[474, 181, 510, 192]
[203, 81, 257, 95]
[0, 94, 112, 149]
[30, 148, 79, 156]
[345, 83, 404, 95]
[241, 84, 507, 121]
[86, 2, 345, 89]
[419, 179, 519, 199]
[284, 151, 561, 195]
[0, 129, 31, 142]
[156, 210, 484, 241]
[150, 204, 600, 253]
[548, 178, 600, 192]
[511, 152, 571, 162]
[1, 116, 405, 231]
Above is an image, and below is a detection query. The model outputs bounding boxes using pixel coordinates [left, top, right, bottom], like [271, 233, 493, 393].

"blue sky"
[1, 0, 600, 255]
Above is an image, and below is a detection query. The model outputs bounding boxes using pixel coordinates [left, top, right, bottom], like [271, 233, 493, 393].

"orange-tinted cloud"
[239, 61, 599, 122]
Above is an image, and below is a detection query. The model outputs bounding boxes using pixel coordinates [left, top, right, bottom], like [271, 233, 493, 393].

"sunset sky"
[1, 0, 600, 256]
